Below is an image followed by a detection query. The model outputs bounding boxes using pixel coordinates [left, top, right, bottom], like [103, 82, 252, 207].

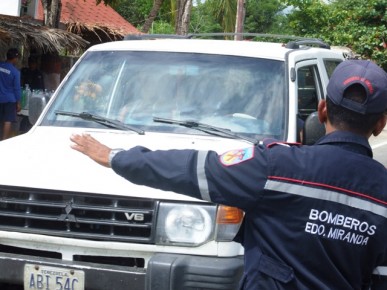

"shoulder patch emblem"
[220, 147, 254, 166]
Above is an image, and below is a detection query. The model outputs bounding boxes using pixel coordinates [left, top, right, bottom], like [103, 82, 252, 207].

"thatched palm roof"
[66, 21, 127, 44]
[0, 14, 88, 54]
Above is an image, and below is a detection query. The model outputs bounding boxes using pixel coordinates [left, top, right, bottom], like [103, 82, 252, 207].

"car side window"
[324, 59, 342, 79]
[297, 65, 320, 121]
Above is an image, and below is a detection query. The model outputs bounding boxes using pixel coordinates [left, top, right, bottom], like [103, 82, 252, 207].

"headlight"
[156, 203, 216, 246]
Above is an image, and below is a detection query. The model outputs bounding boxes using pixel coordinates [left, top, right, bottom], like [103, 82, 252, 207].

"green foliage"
[189, 3, 223, 33]
[110, 0, 153, 28]
[269, 14, 292, 35]
[189, 0, 287, 35]
[111, 0, 289, 37]
[110, 0, 172, 30]
[149, 20, 175, 34]
[109, 0, 386, 69]
[244, 0, 287, 33]
[283, 0, 387, 70]
[329, 0, 386, 69]
[285, 0, 331, 35]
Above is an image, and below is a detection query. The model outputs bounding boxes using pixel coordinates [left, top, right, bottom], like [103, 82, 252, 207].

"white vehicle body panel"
[0, 126, 249, 200]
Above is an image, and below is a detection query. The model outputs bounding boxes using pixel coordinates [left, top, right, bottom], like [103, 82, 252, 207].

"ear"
[317, 99, 327, 124]
[372, 114, 387, 137]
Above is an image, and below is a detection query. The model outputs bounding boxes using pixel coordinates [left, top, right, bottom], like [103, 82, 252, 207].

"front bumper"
[147, 253, 244, 290]
[0, 252, 244, 290]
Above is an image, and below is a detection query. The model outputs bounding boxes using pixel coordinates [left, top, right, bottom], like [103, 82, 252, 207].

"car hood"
[0, 126, 251, 201]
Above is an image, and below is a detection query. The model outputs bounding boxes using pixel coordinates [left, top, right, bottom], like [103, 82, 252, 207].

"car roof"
[87, 39, 294, 61]
[87, 37, 346, 63]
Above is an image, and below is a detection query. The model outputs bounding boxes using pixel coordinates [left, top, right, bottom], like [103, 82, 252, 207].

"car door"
[293, 60, 324, 142]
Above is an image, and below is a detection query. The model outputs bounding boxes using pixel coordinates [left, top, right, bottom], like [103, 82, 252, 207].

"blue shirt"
[111, 131, 387, 290]
[0, 61, 21, 103]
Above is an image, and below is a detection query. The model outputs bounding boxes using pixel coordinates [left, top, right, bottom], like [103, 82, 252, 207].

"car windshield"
[42, 51, 286, 139]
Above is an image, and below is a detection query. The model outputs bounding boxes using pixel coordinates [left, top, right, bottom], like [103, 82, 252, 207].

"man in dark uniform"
[21, 56, 45, 92]
[70, 60, 387, 290]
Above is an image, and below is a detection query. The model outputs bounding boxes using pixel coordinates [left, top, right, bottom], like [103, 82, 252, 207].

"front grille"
[0, 186, 157, 243]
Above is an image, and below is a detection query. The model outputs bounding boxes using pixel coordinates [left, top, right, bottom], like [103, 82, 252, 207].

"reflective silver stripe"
[373, 267, 387, 276]
[196, 150, 211, 202]
[264, 180, 387, 218]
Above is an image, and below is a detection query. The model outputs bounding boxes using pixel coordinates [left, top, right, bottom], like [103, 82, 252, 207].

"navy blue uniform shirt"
[111, 131, 387, 290]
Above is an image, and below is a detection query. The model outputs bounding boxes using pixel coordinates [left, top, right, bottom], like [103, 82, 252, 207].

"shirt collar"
[316, 131, 373, 157]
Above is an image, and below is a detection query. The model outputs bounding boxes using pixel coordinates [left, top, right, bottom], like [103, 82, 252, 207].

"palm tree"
[175, 0, 193, 34]
[141, 0, 165, 33]
[207, 0, 237, 33]
[41, 0, 62, 28]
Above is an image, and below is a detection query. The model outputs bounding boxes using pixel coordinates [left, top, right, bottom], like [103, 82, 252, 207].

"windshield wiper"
[55, 110, 145, 135]
[153, 117, 257, 144]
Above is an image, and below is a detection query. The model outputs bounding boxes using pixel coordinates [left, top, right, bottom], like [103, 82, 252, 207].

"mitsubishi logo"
[57, 202, 77, 222]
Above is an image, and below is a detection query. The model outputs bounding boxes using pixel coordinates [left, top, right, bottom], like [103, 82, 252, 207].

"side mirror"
[303, 112, 325, 145]
[28, 92, 48, 125]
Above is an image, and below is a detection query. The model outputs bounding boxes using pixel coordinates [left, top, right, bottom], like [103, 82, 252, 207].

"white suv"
[0, 35, 344, 290]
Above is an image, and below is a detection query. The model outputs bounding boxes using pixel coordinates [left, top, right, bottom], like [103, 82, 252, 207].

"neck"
[325, 120, 371, 139]
[324, 121, 336, 135]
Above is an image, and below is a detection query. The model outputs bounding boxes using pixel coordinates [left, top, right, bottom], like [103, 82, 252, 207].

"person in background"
[20, 55, 45, 133]
[70, 60, 387, 290]
[21, 56, 45, 92]
[41, 53, 61, 91]
[0, 48, 21, 140]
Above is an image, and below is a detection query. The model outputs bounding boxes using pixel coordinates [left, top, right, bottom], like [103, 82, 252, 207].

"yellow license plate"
[24, 264, 85, 290]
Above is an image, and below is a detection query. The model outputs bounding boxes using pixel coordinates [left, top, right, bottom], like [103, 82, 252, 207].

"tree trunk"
[40, 0, 62, 28]
[234, 0, 245, 40]
[175, 0, 192, 35]
[141, 0, 165, 33]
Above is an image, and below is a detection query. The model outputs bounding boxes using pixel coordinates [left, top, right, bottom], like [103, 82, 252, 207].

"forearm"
[112, 146, 203, 199]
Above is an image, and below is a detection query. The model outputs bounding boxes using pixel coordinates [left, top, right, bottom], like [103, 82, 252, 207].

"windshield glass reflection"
[43, 51, 286, 139]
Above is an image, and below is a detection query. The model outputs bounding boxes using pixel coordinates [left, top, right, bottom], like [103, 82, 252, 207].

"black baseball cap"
[6, 48, 19, 60]
[327, 60, 387, 114]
